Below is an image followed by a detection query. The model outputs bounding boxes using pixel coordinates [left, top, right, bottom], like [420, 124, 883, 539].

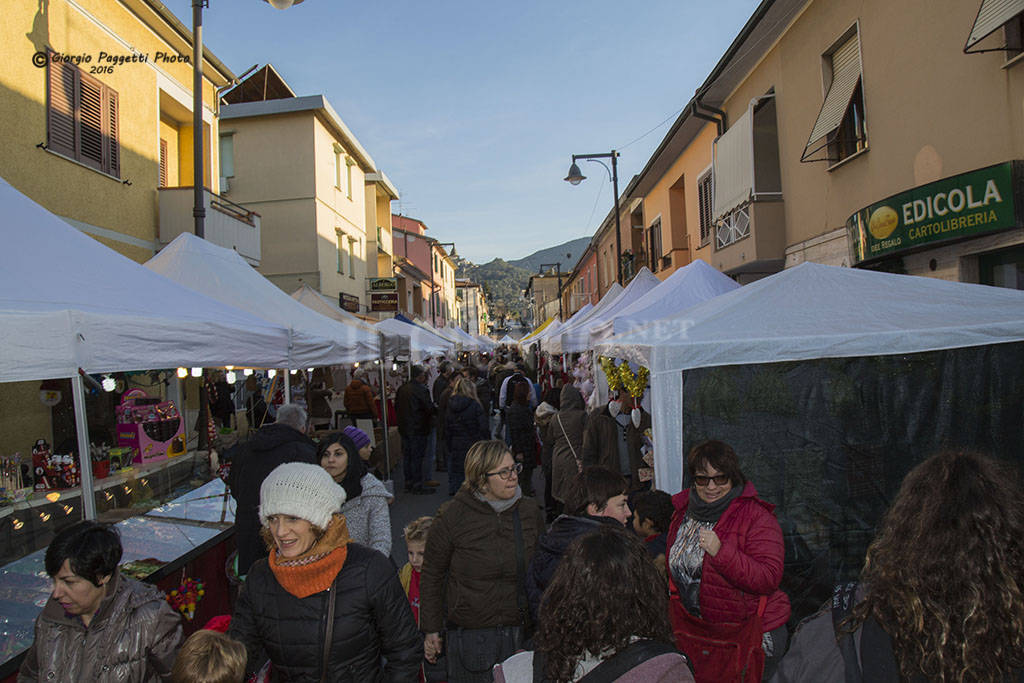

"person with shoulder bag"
[420, 440, 545, 683]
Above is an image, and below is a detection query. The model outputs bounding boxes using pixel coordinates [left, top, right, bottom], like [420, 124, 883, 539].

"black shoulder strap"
[577, 640, 682, 683]
[513, 507, 532, 633]
[832, 582, 862, 683]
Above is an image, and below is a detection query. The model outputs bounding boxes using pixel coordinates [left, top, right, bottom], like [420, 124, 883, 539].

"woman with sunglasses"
[420, 440, 545, 682]
[666, 440, 791, 681]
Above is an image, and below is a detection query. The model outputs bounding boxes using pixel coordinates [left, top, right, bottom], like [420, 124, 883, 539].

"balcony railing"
[716, 204, 751, 250]
[158, 187, 261, 264]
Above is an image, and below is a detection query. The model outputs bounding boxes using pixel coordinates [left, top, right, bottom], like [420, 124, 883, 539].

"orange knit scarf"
[269, 514, 351, 598]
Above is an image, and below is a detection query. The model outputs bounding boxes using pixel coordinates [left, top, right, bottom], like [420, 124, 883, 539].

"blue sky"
[165, 0, 761, 264]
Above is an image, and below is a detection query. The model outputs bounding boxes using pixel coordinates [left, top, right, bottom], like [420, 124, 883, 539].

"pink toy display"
[116, 389, 186, 466]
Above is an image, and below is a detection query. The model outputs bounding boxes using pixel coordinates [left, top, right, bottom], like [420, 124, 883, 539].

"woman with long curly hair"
[495, 525, 694, 682]
[773, 450, 1024, 682]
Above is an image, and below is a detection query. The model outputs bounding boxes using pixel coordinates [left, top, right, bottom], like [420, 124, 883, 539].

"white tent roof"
[598, 262, 1024, 373]
[589, 260, 740, 347]
[475, 334, 496, 349]
[0, 178, 292, 382]
[146, 233, 380, 366]
[447, 325, 486, 351]
[551, 269, 661, 354]
[375, 318, 454, 358]
[291, 284, 377, 332]
[596, 261, 1024, 494]
[543, 282, 625, 354]
[522, 318, 563, 348]
[498, 335, 516, 344]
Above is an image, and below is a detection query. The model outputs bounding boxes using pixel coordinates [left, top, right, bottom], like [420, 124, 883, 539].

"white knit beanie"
[258, 462, 347, 530]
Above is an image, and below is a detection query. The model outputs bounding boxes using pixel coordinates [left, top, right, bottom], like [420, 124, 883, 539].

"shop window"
[648, 218, 663, 273]
[979, 245, 1024, 289]
[801, 28, 867, 165]
[965, 0, 1024, 54]
[47, 53, 120, 177]
[697, 170, 713, 246]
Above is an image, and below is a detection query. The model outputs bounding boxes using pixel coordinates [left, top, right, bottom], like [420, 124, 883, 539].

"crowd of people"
[16, 349, 1024, 682]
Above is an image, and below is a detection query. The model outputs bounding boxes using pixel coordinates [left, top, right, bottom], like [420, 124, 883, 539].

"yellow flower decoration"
[598, 356, 622, 392]
[617, 363, 650, 399]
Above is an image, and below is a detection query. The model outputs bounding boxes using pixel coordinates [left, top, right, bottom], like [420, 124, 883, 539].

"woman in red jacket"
[666, 440, 790, 682]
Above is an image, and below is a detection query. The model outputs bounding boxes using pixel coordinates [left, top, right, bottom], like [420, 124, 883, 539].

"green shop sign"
[847, 161, 1023, 264]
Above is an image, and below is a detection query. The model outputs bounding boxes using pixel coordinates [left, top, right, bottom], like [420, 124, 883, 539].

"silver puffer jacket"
[18, 571, 182, 682]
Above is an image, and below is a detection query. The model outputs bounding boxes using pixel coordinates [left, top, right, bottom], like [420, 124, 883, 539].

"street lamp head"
[564, 162, 586, 186]
[448, 246, 458, 258]
[263, 0, 304, 8]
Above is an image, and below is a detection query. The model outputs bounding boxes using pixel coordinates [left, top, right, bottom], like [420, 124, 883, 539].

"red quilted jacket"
[666, 482, 790, 631]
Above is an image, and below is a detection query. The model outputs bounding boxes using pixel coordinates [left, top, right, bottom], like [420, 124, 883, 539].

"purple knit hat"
[342, 426, 371, 450]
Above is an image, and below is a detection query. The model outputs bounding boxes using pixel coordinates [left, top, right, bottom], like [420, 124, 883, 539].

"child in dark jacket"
[632, 489, 673, 581]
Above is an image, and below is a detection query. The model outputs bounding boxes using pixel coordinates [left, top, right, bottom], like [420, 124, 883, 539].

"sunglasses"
[693, 474, 730, 487]
[487, 462, 523, 480]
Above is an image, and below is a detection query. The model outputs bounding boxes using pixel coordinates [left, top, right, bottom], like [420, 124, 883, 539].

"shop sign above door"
[847, 161, 1023, 264]
[367, 277, 398, 292]
[339, 293, 360, 313]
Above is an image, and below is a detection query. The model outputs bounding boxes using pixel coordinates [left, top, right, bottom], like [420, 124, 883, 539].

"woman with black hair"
[19, 520, 182, 682]
[495, 525, 693, 682]
[318, 427, 392, 557]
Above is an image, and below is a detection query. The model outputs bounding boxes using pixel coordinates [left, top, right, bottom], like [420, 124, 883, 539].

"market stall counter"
[0, 477, 236, 681]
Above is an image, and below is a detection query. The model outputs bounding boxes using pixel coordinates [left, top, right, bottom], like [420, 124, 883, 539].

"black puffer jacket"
[444, 394, 489, 458]
[525, 514, 620, 619]
[506, 402, 536, 460]
[228, 423, 317, 574]
[395, 379, 435, 436]
[229, 543, 422, 682]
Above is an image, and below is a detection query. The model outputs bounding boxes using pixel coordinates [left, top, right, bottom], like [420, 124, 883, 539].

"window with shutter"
[159, 139, 168, 187]
[802, 28, 867, 164]
[45, 54, 120, 177]
[697, 171, 713, 246]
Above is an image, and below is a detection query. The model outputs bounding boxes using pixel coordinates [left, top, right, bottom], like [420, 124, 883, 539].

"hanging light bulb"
[289, 369, 297, 375]
[268, 369, 277, 378]
[176, 367, 188, 379]
[353, 362, 360, 368]
[307, 368, 314, 373]
[226, 371, 237, 384]
[225, 365, 234, 371]
[243, 368, 253, 376]
[190, 367, 202, 378]
[374, 359, 380, 365]
[392, 362, 398, 371]
[101, 375, 116, 392]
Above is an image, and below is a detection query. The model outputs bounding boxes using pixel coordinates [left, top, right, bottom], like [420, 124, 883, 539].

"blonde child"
[399, 516, 433, 623]
[171, 629, 246, 683]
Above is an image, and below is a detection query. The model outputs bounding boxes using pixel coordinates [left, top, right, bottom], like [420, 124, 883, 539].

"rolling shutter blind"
[107, 89, 119, 177]
[713, 108, 753, 219]
[965, 0, 1024, 51]
[802, 33, 861, 161]
[159, 139, 168, 187]
[78, 73, 104, 171]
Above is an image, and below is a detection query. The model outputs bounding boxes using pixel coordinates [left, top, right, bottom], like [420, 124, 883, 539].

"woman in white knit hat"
[228, 462, 421, 681]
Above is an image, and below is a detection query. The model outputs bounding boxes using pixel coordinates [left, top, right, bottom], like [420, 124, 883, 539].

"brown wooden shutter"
[78, 72, 104, 171]
[159, 139, 168, 187]
[47, 57, 77, 158]
[106, 89, 119, 177]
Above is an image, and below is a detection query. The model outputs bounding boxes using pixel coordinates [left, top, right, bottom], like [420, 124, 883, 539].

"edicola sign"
[367, 277, 398, 292]
[847, 161, 1023, 264]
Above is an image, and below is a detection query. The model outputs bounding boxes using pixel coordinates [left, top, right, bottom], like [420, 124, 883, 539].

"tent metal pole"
[378, 333, 390, 481]
[72, 373, 97, 521]
[284, 371, 291, 403]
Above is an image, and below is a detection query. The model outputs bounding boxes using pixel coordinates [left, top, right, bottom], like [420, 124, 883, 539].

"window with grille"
[47, 54, 119, 177]
[697, 171, 713, 246]
[716, 205, 751, 250]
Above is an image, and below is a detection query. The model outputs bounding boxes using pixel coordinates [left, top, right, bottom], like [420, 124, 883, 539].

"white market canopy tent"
[588, 259, 740, 347]
[146, 234, 380, 367]
[498, 334, 517, 345]
[522, 317, 566, 350]
[550, 268, 661, 354]
[448, 324, 487, 351]
[475, 334, 496, 350]
[291, 284, 377, 333]
[375, 318, 454, 359]
[543, 282, 624, 355]
[0, 179, 292, 382]
[596, 262, 1024, 492]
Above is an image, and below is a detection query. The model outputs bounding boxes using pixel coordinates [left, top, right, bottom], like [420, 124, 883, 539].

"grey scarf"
[686, 483, 743, 523]
[474, 486, 522, 513]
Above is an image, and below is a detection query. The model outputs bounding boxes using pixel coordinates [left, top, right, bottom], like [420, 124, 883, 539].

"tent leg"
[72, 373, 97, 521]
[284, 371, 291, 403]
[379, 347, 390, 482]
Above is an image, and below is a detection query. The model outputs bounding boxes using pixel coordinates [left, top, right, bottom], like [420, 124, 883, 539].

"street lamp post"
[430, 240, 457, 327]
[565, 151, 622, 285]
[539, 262, 562, 321]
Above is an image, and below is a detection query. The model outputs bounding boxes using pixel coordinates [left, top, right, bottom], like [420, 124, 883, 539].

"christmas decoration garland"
[598, 357, 649, 399]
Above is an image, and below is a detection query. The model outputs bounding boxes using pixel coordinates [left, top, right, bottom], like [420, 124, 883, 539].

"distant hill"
[455, 237, 590, 326]
[507, 237, 590, 274]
